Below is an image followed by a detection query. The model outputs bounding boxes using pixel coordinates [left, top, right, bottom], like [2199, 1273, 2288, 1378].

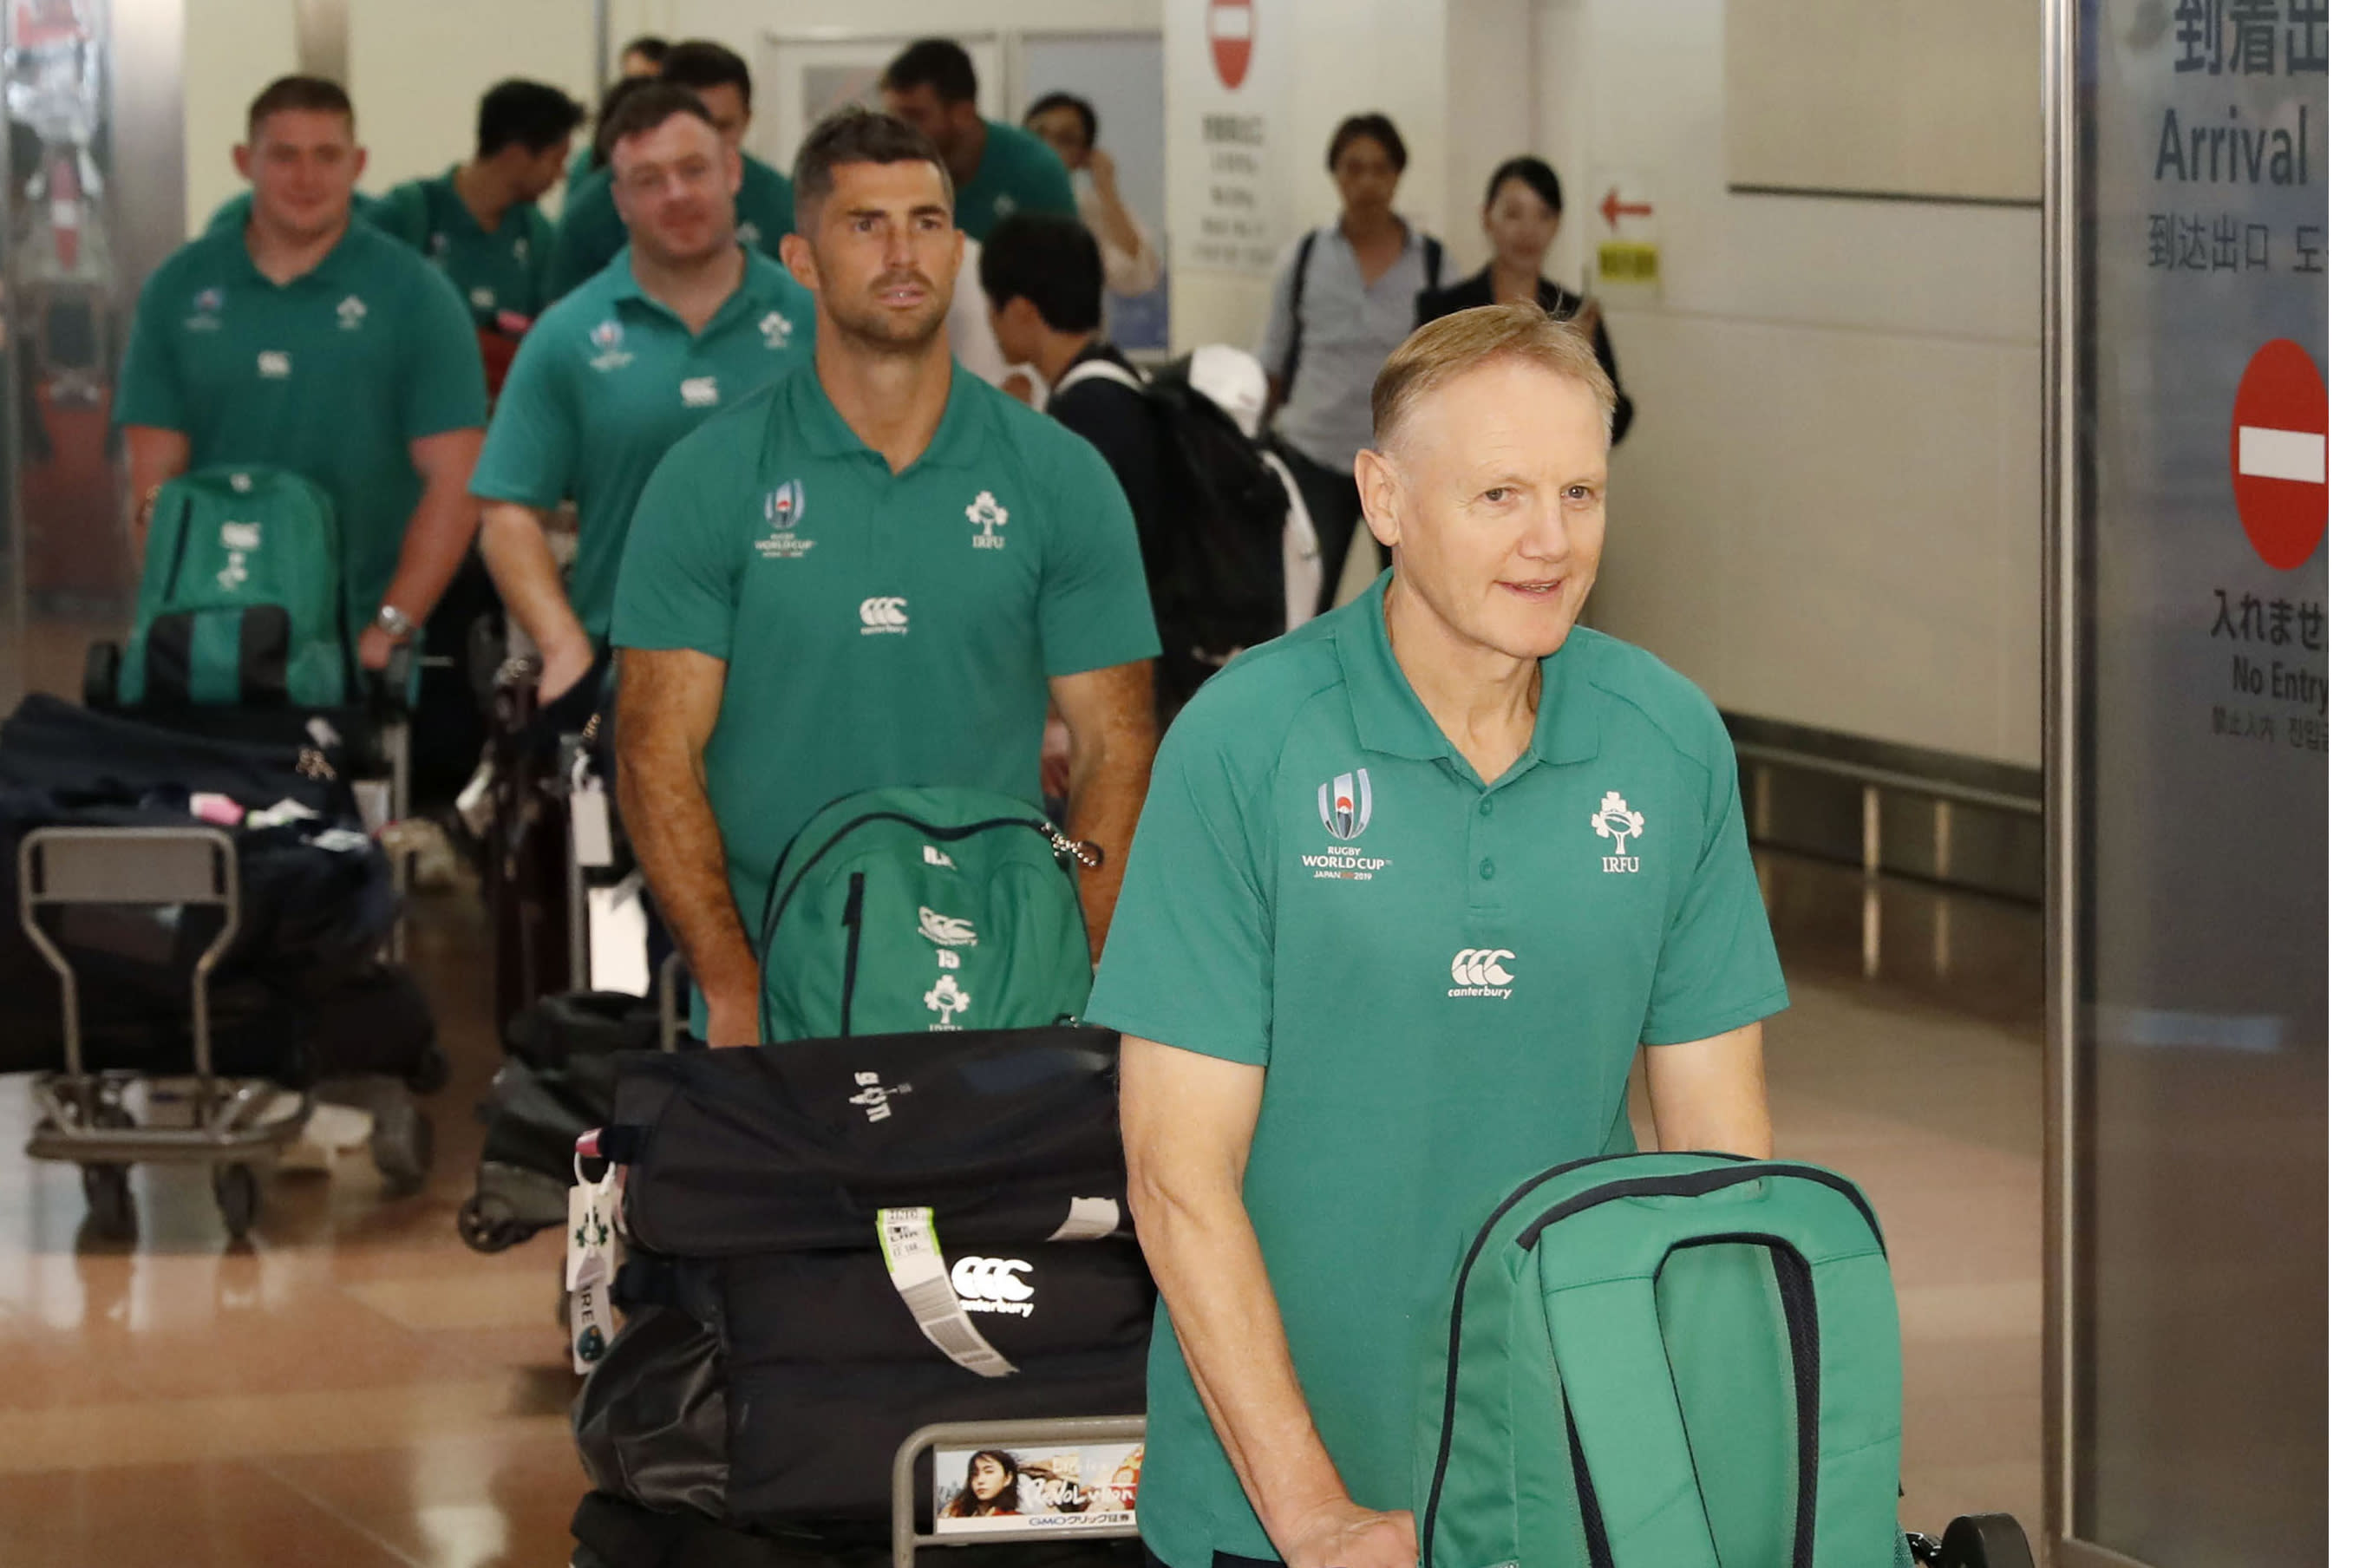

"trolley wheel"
[1935, 1513, 2036, 1568]
[456, 1192, 531, 1253]
[212, 1162, 260, 1240]
[81, 1163, 134, 1239]
[372, 1101, 435, 1198]
[404, 1040, 451, 1098]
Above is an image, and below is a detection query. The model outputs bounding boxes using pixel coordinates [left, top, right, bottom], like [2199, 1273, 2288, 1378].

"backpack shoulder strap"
[1056, 357, 1146, 396]
[1278, 230, 1317, 394]
[1531, 1161, 1901, 1568]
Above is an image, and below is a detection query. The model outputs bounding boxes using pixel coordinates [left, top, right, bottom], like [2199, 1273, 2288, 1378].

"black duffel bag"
[605, 1026, 1128, 1256]
[575, 1301, 1149, 1530]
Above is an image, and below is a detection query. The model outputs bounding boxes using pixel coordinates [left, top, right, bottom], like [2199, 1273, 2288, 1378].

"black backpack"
[1057, 356, 1291, 704]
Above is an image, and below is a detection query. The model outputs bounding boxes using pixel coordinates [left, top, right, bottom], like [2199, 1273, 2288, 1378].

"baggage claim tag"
[877, 1205, 1019, 1378]
[566, 1153, 619, 1373]
[570, 749, 614, 870]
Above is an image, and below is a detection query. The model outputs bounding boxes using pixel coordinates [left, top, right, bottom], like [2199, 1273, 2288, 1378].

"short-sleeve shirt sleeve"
[1022, 142, 1079, 219]
[114, 266, 189, 432]
[399, 268, 489, 439]
[609, 428, 743, 661]
[1086, 700, 1274, 1064]
[1639, 715, 1789, 1045]
[469, 321, 575, 507]
[1036, 435, 1160, 677]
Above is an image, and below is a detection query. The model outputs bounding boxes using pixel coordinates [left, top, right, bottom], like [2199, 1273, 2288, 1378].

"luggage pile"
[7, 463, 441, 1238]
[566, 787, 1153, 1557]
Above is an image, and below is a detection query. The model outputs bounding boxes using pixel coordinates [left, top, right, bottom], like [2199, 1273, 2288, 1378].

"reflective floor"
[0, 850, 2045, 1565]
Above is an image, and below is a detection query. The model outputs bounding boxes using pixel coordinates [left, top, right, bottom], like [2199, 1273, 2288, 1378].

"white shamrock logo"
[1591, 791, 1645, 854]
[924, 975, 972, 1028]
[965, 490, 1009, 542]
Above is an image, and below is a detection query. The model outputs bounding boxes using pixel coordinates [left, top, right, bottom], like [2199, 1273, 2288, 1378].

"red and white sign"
[1209, 0, 1253, 88]
[2230, 337, 2328, 571]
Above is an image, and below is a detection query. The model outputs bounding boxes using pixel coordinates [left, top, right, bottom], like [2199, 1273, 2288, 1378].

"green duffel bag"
[1419, 1151, 1907, 1568]
[120, 465, 350, 709]
[750, 785, 1097, 1042]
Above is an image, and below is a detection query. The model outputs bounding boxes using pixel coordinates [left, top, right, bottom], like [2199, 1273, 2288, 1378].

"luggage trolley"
[18, 825, 310, 1238]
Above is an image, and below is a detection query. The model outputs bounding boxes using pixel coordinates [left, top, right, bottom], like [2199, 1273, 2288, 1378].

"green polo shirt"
[545, 150, 796, 304]
[1085, 575, 1788, 1568]
[368, 166, 556, 324]
[957, 121, 1076, 243]
[116, 219, 488, 633]
[611, 357, 1159, 1019]
[470, 246, 816, 639]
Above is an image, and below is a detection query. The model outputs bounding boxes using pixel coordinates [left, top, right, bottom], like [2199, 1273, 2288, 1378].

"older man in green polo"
[1092, 302, 1786, 1568]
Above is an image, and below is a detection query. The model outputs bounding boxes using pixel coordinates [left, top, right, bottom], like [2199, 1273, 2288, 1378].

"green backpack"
[1419, 1152, 1905, 1568]
[121, 466, 350, 709]
[752, 786, 1097, 1042]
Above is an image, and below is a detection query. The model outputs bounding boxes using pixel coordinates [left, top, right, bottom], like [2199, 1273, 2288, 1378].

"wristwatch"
[374, 603, 417, 642]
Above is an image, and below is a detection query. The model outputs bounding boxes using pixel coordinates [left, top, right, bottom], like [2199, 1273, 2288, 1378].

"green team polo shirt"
[469, 246, 817, 639]
[115, 219, 488, 633]
[545, 151, 795, 304]
[368, 166, 556, 324]
[1085, 574, 1789, 1568]
[611, 357, 1160, 1020]
[957, 121, 1077, 243]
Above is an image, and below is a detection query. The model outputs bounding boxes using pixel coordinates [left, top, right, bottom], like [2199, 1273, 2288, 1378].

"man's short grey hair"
[1371, 301, 1618, 449]
[791, 106, 954, 233]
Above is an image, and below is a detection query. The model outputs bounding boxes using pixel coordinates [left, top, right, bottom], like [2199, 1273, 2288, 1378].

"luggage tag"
[569, 748, 614, 869]
[878, 1205, 1018, 1377]
[566, 1148, 619, 1373]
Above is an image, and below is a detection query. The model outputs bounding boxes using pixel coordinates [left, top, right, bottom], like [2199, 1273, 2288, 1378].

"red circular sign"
[2230, 337, 2328, 571]
[1209, 0, 1254, 89]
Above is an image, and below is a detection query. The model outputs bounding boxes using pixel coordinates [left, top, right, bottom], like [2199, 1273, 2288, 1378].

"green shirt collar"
[777, 354, 989, 472]
[603, 245, 771, 337]
[214, 211, 373, 291]
[1334, 572, 1602, 770]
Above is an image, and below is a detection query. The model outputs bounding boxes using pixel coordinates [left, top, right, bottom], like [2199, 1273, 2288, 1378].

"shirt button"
[1479, 800, 1494, 817]
[1480, 859, 1496, 879]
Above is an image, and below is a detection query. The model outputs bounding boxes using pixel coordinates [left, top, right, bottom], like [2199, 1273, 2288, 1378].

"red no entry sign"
[2231, 337, 2328, 571]
[1209, 0, 1253, 88]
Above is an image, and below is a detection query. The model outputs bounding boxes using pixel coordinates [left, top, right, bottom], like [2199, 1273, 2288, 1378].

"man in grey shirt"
[1260, 112, 1454, 611]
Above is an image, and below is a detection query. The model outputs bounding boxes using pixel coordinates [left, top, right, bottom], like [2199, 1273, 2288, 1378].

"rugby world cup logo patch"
[1318, 769, 1372, 841]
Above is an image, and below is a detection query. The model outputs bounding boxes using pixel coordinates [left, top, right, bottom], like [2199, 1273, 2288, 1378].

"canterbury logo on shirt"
[681, 376, 719, 407]
[1448, 948, 1517, 998]
[859, 596, 909, 634]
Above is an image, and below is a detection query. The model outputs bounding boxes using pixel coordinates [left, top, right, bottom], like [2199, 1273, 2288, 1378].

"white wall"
[1538, 0, 2042, 768]
[1165, 0, 1535, 357]
[348, 3, 598, 191]
[183, 0, 298, 234]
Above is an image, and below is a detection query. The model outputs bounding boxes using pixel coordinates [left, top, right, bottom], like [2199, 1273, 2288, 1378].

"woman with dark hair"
[1260, 111, 1456, 611]
[941, 1449, 1026, 1518]
[1023, 89, 1161, 297]
[1416, 155, 1634, 443]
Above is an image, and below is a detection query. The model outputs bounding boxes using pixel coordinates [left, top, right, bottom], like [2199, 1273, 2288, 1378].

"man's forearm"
[617, 745, 760, 1030]
[1063, 721, 1153, 960]
[1134, 1173, 1351, 1549]
[380, 478, 480, 623]
[478, 501, 589, 657]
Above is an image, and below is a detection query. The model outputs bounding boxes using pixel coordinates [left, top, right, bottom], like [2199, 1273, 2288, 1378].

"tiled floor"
[0, 850, 2046, 1565]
